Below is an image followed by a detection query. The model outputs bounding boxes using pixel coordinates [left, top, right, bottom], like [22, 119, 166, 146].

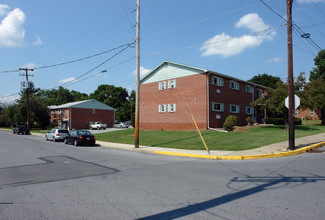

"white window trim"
[245, 106, 253, 115]
[310, 110, 315, 116]
[230, 104, 240, 113]
[159, 81, 166, 90]
[168, 80, 176, 89]
[168, 104, 176, 112]
[212, 76, 224, 86]
[229, 80, 240, 90]
[212, 102, 224, 112]
[158, 104, 166, 113]
[246, 85, 253, 93]
[257, 89, 263, 98]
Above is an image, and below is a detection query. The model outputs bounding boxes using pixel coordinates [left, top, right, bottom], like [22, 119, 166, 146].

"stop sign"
[285, 95, 300, 109]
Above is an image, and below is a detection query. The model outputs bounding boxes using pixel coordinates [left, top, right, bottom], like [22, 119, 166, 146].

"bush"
[246, 117, 252, 126]
[223, 115, 238, 131]
[265, 118, 302, 125]
[265, 118, 286, 125]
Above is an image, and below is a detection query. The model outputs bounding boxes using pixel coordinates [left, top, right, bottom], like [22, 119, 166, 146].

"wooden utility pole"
[19, 68, 34, 130]
[134, 0, 140, 148]
[287, 0, 295, 150]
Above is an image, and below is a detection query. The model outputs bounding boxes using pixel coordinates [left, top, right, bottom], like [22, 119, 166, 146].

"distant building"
[49, 99, 115, 130]
[139, 61, 267, 130]
[295, 108, 319, 120]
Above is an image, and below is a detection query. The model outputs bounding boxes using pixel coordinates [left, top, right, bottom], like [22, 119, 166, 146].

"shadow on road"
[138, 175, 325, 220]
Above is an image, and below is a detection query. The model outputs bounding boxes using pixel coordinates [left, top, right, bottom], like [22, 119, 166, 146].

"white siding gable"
[141, 62, 207, 85]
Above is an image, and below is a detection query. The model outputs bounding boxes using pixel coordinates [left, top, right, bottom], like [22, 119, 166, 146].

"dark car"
[64, 130, 96, 146]
[13, 125, 30, 135]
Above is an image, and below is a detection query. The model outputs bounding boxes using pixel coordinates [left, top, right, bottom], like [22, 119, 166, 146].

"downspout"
[69, 108, 72, 130]
[207, 72, 210, 129]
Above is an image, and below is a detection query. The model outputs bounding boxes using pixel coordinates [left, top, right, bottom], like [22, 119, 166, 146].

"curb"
[154, 142, 325, 160]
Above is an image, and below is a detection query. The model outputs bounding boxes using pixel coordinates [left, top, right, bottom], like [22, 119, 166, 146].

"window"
[229, 81, 240, 90]
[230, 104, 240, 113]
[159, 81, 166, 90]
[92, 109, 95, 114]
[212, 76, 224, 86]
[257, 89, 263, 98]
[310, 110, 314, 116]
[246, 85, 253, 93]
[216, 89, 221, 94]
[216, 115, 221, 119]
[168, 104, 176, 112]
[168, 80, 176, 89]
[294, 109, 298, 116]
[158, 104, 166, 113]
[246, 106, 253, 115]
[212, 102, 224, 112]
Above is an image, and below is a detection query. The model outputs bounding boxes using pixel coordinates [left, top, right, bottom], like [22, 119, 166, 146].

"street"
[1, 130, 325, 219]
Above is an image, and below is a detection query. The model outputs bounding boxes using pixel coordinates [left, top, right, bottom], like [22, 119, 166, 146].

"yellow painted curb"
[154, 142, 325, 160]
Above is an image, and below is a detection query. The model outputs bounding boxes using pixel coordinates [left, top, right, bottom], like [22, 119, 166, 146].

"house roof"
[49, 99, 116, 111]
[140, 61, 268, 89]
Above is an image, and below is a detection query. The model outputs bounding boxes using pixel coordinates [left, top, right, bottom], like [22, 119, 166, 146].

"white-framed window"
[158, 81, 166, 90]
[158, 104, 166, 113]
[216, 89, 221, 94]
[257, 89, 263, 98]
[168, 80, 176, 89]
[310, 110, 315, 116]
[294, 109, 298, 116]
[92, 109, 95, 114]
[212, 102, 224, 112]
[212, 76, 224, 86]
[168, 104, 176, 112]
[230, 104, 240, 113]
[229, 80, 240, 90]
[216, 115, 221, 119]
[246, 106, 253, 115]
[246, 85, 253, 93]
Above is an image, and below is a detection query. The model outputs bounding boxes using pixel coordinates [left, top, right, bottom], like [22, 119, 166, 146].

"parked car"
[113, 122, 129, 128]
[64, 130, 96, 146]
[45, 129, 70, 142]
[13, 125, 30, 135]
[90, 122, 107, 130]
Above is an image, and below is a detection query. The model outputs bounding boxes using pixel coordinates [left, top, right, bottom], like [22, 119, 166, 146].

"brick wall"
[296, 108, 319, 120]
[70, 108, 115, 129]
[140, 74, 207, 130]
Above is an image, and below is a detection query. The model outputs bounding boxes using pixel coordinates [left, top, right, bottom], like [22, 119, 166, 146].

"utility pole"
[19, 68, 34, 130]
[287, 0, 295, 150]
[134, 0, 140, 148]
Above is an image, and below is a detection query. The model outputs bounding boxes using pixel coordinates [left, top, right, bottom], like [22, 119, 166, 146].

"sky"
[0, 0, 324, 105]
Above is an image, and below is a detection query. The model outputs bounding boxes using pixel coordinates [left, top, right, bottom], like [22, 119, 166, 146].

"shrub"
[223, 115, 238, 131]
[246, 117, 252, 126]
[265, 118, 286, 125]
[294, 118, 302, 125]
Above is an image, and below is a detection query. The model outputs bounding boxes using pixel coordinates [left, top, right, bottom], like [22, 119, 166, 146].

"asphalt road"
[1, 130, 325, 219]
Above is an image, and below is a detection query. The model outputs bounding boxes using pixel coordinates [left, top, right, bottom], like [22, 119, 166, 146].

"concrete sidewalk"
[97, 132, 325, 160]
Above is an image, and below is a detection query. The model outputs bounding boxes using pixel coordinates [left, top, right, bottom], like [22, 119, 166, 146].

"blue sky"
[0, 0, 324, 104]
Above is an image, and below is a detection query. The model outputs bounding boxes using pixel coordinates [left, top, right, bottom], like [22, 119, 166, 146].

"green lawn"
[95, 121, 325, 151]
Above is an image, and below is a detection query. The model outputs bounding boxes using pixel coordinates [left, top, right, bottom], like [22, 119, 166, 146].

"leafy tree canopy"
[248, 73, 282, 89]
[310, 49, 325, 81]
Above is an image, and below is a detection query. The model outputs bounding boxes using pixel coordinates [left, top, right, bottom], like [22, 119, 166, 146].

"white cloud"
[200, 13, 275, 57]
[0, 7, 26, 47]
[59, 77, 76, 84]
[33, 35, 42, 46]
[265, 57, 282, 63]
[0, 95, 18, 105]
[0, 4, 10, 16]
[21, 63, 39, 69]
[133, 66, 152, 78]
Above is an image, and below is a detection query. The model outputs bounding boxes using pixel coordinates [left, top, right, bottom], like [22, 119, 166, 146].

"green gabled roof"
[49, 99, 115, 111]
[140, 61, 268, 89]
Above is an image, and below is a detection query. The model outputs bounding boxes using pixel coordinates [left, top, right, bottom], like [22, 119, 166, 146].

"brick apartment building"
[295, 108, 319, 120]
[49, 99, 115, 130]
[139, 61, 267, 130]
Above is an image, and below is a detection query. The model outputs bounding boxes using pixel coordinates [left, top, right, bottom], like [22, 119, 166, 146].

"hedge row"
[265, 118, 302, 125]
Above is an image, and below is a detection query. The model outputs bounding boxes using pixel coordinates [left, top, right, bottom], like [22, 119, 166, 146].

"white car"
[45, 129, 70, 142]
[113, 122, 129, 128]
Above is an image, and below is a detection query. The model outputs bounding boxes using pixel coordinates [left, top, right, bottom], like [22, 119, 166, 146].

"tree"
[304, 78, 325, 125]
[90, 85, 130, 122]
[309, 49, 325, 81]
[248, 73, 282, 89]
[39, 87, 74, 106]
[70, 90, 88, 101]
